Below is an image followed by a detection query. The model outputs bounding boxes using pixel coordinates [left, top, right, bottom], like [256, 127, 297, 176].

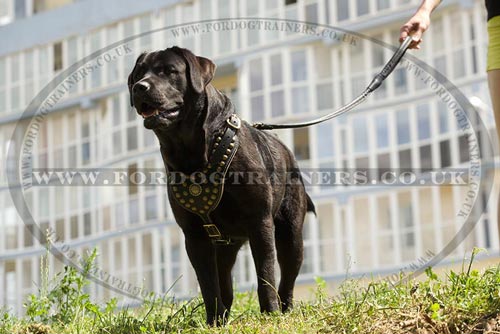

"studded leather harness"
[168, 114, 241, 245]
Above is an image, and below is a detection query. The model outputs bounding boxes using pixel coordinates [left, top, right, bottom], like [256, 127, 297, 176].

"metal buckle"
[226, 114, 241, 130]
[203, 224, 222, 238]
[212, 238, 233, 246]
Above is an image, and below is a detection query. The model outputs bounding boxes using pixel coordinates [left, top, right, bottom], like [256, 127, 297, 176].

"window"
[128, 163, 138, 195]
[375, 114, 389, 148]
[420, 145, 432, 171]
[399, 149, 412, 169]
[337, 0, 349, 21]
[145, 195, 157, 220]
[316, 83, 333, 110]
[352, 116, 368, 153]
[270, 54, 282, 86]
[377, 0, 390, 10]
[285, 0, 297, 5]
[440, 140, 451, 167]
[305, 3, 318, 23]
[291, 86, 309, 114]
[14, 0, 26, 19]
[291, 50, 307, 81]
[317, 123, 334, 158]
[314, 45, 332, 79]
[438, 102, 448, 133]
[357, 0, 369, 16]
[377, 153, 390, 180]
[396, 109, 410, 144]
[394, 68, 407, 94]
[251, 95, 265, 121]
[458, 135, 469, 163]
[270, 90, 285, 117]
[53, 42, 63, 71]
[127, 126, 138, 151]
[293, 128, 310, 160]
[249, 59, 263, 91]
[417, 104, 431, 140]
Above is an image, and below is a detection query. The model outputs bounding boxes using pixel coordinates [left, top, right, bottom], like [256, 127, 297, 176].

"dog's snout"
[133, 81, 151, 94]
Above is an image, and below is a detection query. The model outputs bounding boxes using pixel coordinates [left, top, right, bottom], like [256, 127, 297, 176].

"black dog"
[128, 47, 315, 325]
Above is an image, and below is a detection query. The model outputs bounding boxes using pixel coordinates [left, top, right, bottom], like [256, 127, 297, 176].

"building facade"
[0, 0, 498, 314]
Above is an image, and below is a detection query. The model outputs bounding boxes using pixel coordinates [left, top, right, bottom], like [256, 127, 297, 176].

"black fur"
[128, 47, 315, 326]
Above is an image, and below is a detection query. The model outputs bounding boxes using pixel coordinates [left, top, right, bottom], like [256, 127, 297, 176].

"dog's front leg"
[248, 219, 280, 313]
[185, 236, 226, 326]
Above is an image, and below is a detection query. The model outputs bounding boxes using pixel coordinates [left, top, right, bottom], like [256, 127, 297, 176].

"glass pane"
[270, 54, 282, 86]
[317, 123, 334, 158]
[375, 114, 389, 148]
[352, 116, 368, 153]
[293, 128, 310, 160]
[249, 58, 263, 91]
[396, 109, 410, 144]
[270, 90, 285, 118]
[317, 83, 333, 110]
[291, 86, 309, 114]
[417, 104, 430, 140]
[291, 50, 307, 81]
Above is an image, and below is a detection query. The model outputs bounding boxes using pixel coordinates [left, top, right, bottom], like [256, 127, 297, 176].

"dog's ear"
[171, 47, 216, 94]
[127, 52, 147, 107]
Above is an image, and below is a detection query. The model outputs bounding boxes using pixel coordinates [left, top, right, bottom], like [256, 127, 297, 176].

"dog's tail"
[306, 193, 316, 216]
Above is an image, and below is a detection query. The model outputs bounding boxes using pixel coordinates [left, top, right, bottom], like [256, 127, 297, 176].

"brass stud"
[204, 205, 209, 210]
[216, 136, 222, 142]
[220, 161, 225, 166]
[229, 143, 235, 148]
[210, 195, 217, 200]
[173, 186, 178, 191]
[222, 155, 228, 160]
[186, 203, 191, 208]
[180, 199, 186, 204]
[212, 188, 218, 194]
[183, 191, 188, 196]
[192, 207, 197, 212]
[189, 198, 194, 203]
[202, 196, 208, 201]
[226, 149, 231, 154]
[217, 167, 222, 172]
[214, 143, 219, 147]
[199, 209, 205, 214]
[175, 193, 181, 198]
[205, 188, 210, 193]
[182, 182, 187, 187]
[208, 200, 214, 205]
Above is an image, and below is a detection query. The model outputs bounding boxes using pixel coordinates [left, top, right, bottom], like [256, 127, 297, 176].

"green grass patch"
[1, 248, 499, 334]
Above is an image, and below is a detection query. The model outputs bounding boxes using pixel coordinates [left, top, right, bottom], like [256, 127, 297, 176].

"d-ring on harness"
[168, 114, 241, 245]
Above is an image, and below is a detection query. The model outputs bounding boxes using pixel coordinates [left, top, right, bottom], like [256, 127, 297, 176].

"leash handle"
[253, 36, 413, 130]
[367, 35, 413, 92]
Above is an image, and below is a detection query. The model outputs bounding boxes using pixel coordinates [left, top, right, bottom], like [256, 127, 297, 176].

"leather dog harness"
[168, 114, 241, 245]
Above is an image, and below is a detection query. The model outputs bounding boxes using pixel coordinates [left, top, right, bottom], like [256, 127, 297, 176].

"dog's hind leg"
[216, 241, 244, 314]
[274, 191, 307, 312]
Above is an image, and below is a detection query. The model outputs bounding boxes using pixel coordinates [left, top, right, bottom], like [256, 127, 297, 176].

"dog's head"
[128, 47, 216, 129]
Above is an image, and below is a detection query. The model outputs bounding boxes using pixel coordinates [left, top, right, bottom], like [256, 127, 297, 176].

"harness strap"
[168, 114, 241, 245]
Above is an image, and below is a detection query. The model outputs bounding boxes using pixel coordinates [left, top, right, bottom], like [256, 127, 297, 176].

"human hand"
[399, 10, 431, 49]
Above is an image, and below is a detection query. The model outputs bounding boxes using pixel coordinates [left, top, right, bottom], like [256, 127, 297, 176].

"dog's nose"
[133, 81, 150, 94]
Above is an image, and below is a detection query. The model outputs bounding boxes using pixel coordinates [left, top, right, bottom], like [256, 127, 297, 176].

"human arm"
[399, 0, 442, 49]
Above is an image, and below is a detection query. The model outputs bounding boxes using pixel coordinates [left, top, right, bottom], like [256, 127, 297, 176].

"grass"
[1, 248, 500, 334]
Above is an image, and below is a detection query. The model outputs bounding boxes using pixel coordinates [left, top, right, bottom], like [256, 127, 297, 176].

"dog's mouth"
[138, 102, 180, 120]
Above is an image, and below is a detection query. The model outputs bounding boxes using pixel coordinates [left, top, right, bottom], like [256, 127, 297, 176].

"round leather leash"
[252, 36, 414, 130]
